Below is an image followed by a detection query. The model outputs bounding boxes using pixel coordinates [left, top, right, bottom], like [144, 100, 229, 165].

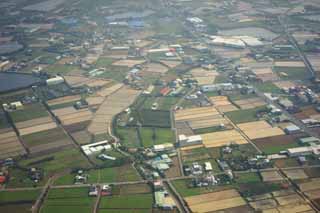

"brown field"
[272, 189, 295, 197]
[62, 114, 92, 126]
[260, 171, 284, 182]
[175, 121, 193, 136]
[180, 144, 204, 151]
[274, 61, 305, 68]
[64, 76, 111, 88]
[190, 67, 218, 85]
[71, 130, 92, 144]
[234, 97, 266, 110]
[52, 106, 81, 116]
[253, 133, 305, 151]
[304, 189, 320, 200]
[298, 178, 320, 192]
[64, 121, 91, 133]
[165, 156, 181, 178]
[142, 63, 168, 74]
[116, 183, 151, 196]
[47, 95, 81, 106]
[96, 83, 123, 97]
[160, 60, 181, 68]
[276, 203, 313, 212]
[237, 121, 285, 140]
[201, 130, 248, 148]
[88, 86, 140, 135]
[86, 96, 105, 107]
[185, 189, 246, 212]
[19, 122, 57, 136]
[275, 194, 304, 206]
[274, 81, 297, 90]
[112, 59, 145, 67]
[0, 130, 26, 159]
[282, 169, 308, 180]
[15, 116, 53, 129]
[215, 205, 253, 213]
[294, 106, 319, 120]
[175, 106, 231, 132]
[304, 168, 320, 178]
[29, 139, 72, 154]
[249, 198, 278, 210]
[209, 96, 239, 112]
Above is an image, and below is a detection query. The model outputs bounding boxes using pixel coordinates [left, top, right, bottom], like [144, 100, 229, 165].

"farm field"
[201, 130, 248, 148]
[41, 188, 95, 213]
[225, 106, 268, 124]
[175, 106, 231, 135]
[139, 127, 174, 147]
[0, 190, 40, 213]
[54, 164, 140, 185]
[209, 96, 239, 112]
[98, 185, 153, 213]
[9, 103, 49, 123]
[88, 86, 140, 135]
[184, 189, 247, 212]
[237, 120, 285, 140]
[0, 127, 26, 159]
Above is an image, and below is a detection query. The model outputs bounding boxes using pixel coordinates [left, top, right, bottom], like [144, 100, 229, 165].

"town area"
[2, 0, 320, 212]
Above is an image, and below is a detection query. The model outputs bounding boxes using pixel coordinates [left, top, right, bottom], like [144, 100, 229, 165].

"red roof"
[0, 176, 6, 184]
[160, 87, 171, 96]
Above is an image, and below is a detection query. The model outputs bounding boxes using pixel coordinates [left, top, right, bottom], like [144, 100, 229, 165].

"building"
[284, 125, 301, 134]
[204, 162, 213, 172]
[153, 143, 174, 152]
[299, 137, 320, 145]
[81, 140, 112, 156]
[200, 83, 235, 92]
[46, 76, 64, 86]
[155, 191, 176, 210]
[179, 134, 202, 147]
[287, 147, 313, 157]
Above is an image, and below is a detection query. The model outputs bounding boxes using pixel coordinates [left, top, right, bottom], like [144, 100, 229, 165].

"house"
[101, 185, 112, 196]
[299, 137, 320, 145]
[287, 147, 313, 157]
[88, 185, 99, 196]
[204, 162, 213, 172]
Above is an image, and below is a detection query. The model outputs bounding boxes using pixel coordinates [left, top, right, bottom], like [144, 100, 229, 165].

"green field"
[142, 97, 179, 111]
[139, 127, 175, 147]
[274, 66, 308, 80]
[41, 188, 94, 213]
[19, 148, 91, 174]
[99, 193, 153, 209]
[138, 109, 171, 128]
[10, 103, 48, 122]
[54, 164, 140, 185]
[225, 106, 268, 124]
[235, 172, 261, 184]
[116, 127, 141, 148]
[0, 190, 40, 203]
[253, 82, 282, 94]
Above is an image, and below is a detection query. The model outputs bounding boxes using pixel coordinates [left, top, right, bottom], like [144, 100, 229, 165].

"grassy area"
[54, 165, 140, 185]
[193, 126, 224, 134]
[172, 179, 227, 197]
[9, 103, 48, 122]
[45, 64, 81, 75]
[228, 93, 258, 101]
[116, 127, 140, 148]
[0, 190, 40, 203]
[253, 82, 282, 94]
[41, 188, 94, 213]
[142, 97, 179, 111]
[139, 127, 175, 147]
[95, 57, 115, 67]
[99, 193, 153, 209]
[225, 106, 267, 124]
[214, 75, 230, 83]
[204, 91, 220, 97]
[22, 128, 68, 147]
[19, 148, 91, 174]
[235, 172, 261, 184]
[138, 109, 171, 128]
[258, 142, 300, 155]
[274, 66, 308, 80]
[49, 101, 78, 110]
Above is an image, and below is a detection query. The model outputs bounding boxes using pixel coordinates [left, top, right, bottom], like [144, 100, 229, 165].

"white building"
[179, 134, 202, 147]
[46, 76, 64, 86]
